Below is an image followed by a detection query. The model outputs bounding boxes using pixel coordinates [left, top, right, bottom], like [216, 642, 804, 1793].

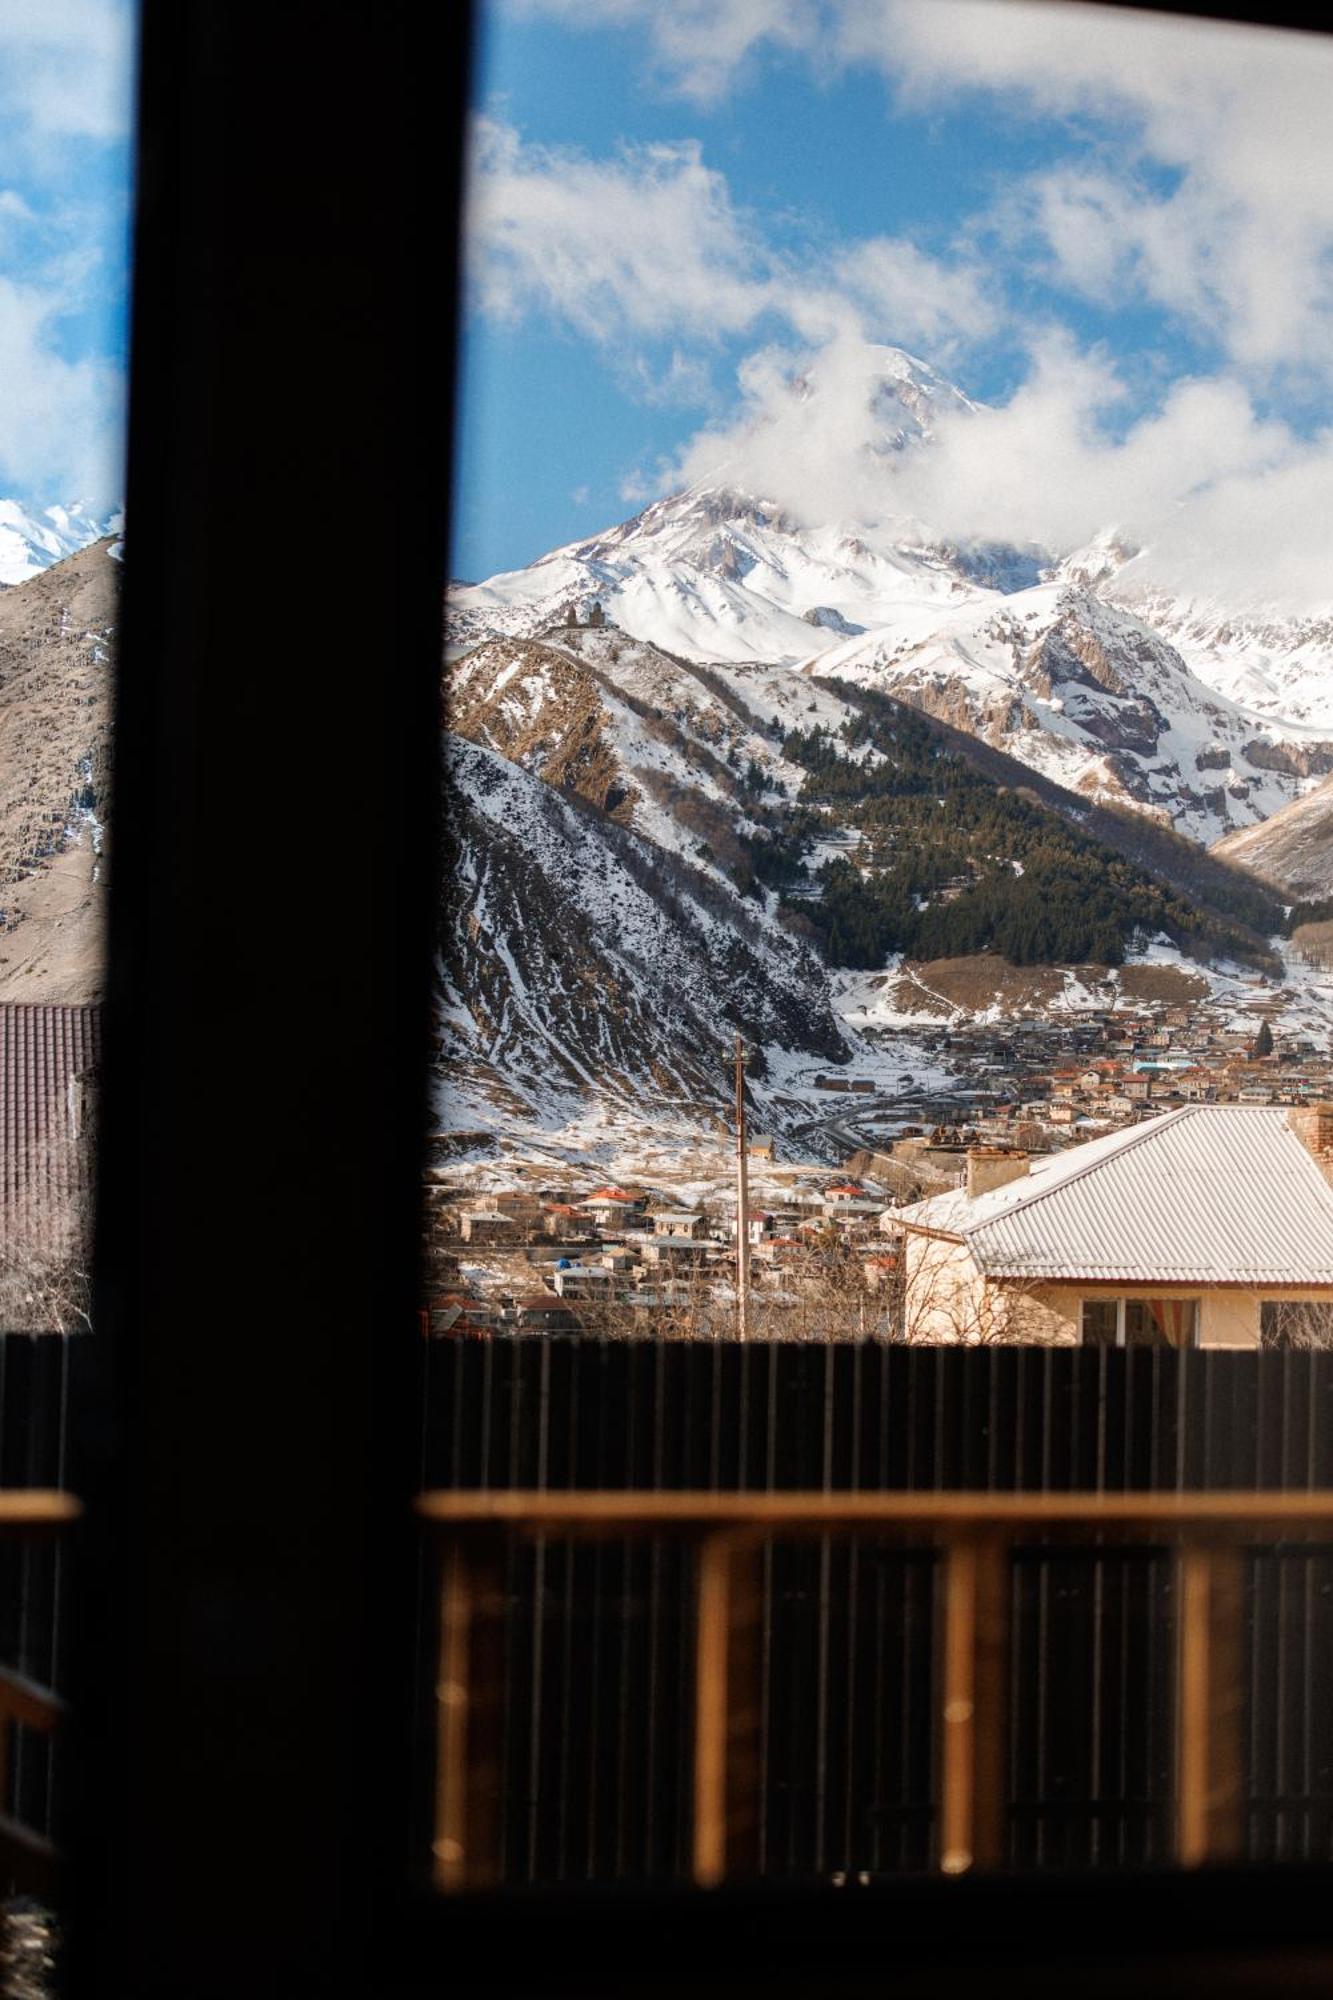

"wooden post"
[1177, 1544, 1246, 1866]
[433, 1532, 507, 1892]
[693, 1532, 764, 1887]
[734, 1036, 751, 1343]
[938, 1533, 1011, 1874]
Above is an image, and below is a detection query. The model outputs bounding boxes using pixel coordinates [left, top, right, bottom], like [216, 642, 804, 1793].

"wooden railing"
[416, 1489, 1333, 1892]
[0, 1492, 80, 1897]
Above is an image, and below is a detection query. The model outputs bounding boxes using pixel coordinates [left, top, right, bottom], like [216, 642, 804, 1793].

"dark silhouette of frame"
[62, 2, 1333, 1994]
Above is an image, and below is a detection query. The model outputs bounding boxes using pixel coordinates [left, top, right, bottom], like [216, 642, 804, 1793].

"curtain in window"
[1146, 1299, 1195, 1346]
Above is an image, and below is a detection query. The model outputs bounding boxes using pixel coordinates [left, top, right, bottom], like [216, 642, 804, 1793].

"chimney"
[1289, 1103, 1333, 1183]
[966, 1147, 1030, 1200]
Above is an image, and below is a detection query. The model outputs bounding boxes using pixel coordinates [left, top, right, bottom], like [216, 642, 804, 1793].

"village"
[424, 966, 1333, 1346]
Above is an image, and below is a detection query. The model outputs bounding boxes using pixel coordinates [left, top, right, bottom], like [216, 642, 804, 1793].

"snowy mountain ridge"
[449, 346, 1333, 848]
[0, 500, 118, 588]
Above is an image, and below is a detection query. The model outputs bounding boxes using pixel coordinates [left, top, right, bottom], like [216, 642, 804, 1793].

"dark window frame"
[61, 1, 1333, 1992]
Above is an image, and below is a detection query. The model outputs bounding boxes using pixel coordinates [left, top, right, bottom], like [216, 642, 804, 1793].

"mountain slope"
[440, 733, 849, 1133]
[1054, 536, 1333, 733]
[1213, 776, 1333, 898]
[804, 583, 1333, 846]
[0, 539, 115, 1000]
[438, 614, 1290, 1137]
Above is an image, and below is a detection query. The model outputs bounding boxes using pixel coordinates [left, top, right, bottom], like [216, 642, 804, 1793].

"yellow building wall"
[1003, 1284, 1333, 1349]
[901, 1240, 1333, 1349]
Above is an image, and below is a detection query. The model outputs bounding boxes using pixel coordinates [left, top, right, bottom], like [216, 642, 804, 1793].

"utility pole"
[734, 1033, 750, 1342]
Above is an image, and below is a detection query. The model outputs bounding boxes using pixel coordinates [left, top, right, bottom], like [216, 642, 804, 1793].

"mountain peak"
[0, 499, 117, 588]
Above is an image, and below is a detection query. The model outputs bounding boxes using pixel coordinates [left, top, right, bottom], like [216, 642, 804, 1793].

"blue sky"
[0, 0, 134, 514]
[456, 2, 1333, 610]
[3, 2, 1333, 609]
[454, 2, 1185, 577]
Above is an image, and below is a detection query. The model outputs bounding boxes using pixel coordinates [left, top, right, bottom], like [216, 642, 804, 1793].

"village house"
[891, 1107, 1333, 1349]
[579, 1188, 647, 1230]
[551, 1263, 617, 1301]
[651, 1209, 704, 1240]
[424, 1290, 499, 1337]
[639, 1237, 709, 1267]
[509, 1295, 579, 1335]
[459, 1210, 518, 1246]
[542, 1201, 593, 1240]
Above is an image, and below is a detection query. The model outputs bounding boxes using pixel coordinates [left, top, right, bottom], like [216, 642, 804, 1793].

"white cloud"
[871, 2, 1333, 382]
[668, 326, 1333, 610]
[466, 115, 999, 366]
[466, 117, 775, 342]
[505, 0, 824, 104]
[0, 0, 134, 149]
[839, 235, 997, 355]
[0, 0, 132, 508]
[509, 1, 1333, 383]
[0, 273, 122, 504]
[477, 6, 1333, 607]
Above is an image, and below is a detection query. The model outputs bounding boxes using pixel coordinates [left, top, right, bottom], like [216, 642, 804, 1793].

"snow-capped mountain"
[0, 500, 119, 588]
[804, 583, 1333, 845]
[448, 348, 998, 667]
[438, 341, 1333, 1146]
[448, 345, 1333, 847]
[1049, 532, 1333, 735]
[439, 619, 1290, 1138]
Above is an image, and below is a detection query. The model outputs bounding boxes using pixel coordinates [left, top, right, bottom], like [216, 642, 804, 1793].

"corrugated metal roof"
[0, 1001, 99, 1256]
[897, 1106, 1333, 1285]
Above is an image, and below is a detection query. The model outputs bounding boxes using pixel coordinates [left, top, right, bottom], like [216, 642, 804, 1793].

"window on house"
[1081, 1298, 1199, 1347]
[1261, 1300, 1333, 1348]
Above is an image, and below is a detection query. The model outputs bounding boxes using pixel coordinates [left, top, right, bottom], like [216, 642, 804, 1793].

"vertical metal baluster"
[939, 1532, 1010, 1875]
[1177, 1542, 1245, 1867]
[694, 1530, 732, 1888]
[434, 1531, 505, 1892]
[692, 1531, 763, 1888]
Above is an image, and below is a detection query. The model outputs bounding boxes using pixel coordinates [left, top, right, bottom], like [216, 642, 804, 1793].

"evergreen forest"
[759, 688, 1282, 975]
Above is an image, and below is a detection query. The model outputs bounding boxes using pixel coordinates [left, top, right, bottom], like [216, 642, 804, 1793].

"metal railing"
[417, 1489, 1333, 1892]
[0, 1491, 78, 1896]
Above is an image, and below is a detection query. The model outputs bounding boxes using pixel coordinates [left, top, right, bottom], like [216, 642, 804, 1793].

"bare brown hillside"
[1213, 773, 1333, 898]
[0, 538, 116, 1000]
[882, 953, 1210, 1017]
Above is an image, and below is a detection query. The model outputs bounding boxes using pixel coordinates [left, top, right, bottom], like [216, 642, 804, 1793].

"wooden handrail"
[418, 1487, 1333, 1530]
[420, 1488, 1333, 1893]
[0, 1492, 80, 1529]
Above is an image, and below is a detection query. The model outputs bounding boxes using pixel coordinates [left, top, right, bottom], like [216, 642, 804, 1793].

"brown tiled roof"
[1, 1002, 100, 1252]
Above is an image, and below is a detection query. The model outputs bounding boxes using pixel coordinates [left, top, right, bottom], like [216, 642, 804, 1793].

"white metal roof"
[895, 1106, 1333, 1285]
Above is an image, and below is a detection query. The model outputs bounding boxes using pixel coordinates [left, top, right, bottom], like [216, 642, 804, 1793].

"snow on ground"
[1177, 937, 1333, 1041]
[436, 920, 1333, 1185]
[0, 500, 110, 586]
